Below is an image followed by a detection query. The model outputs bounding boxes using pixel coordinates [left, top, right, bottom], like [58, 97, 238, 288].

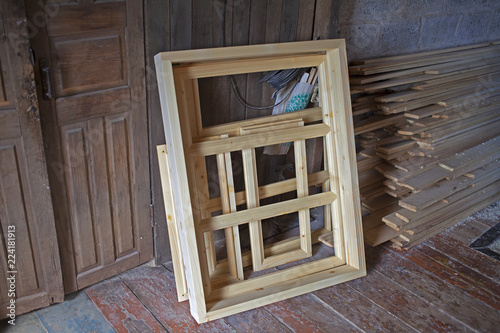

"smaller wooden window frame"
[155, 39, 365, 323]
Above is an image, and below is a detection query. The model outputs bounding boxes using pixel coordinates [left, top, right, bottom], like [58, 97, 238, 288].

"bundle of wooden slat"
[350, 41, 500, 249]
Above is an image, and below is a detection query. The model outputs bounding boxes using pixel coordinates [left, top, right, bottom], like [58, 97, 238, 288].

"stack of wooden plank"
[350, 92, 405, 231]
[349, 41, 500, 249]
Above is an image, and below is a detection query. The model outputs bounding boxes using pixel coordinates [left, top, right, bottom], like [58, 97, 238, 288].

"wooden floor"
[3, 202, 499, 332]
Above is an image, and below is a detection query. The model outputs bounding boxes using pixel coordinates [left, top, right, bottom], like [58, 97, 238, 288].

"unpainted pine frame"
[216, 134, 244, 281]
[156, 145, 188, 301]
[173, 74, 218, 275]
[158, 142, 335, 286]
[155, 39, 365, 323]
[239, 120, 313, 271]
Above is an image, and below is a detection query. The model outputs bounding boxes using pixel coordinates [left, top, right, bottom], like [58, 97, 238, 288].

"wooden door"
[0, 0, 64, 318]
[27, 0, 152, 293]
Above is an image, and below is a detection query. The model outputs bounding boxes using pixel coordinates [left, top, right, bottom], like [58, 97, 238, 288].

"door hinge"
[150, 204, 154, 228]
[29, 47, 35, 66]
[0, 10, 5, 43]
[39, 58, 54, 100]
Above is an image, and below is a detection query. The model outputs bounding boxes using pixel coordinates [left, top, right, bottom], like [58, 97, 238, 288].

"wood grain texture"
[0, 0, 64, 318]
[425, 234, 500, 282]
[313, 283, 416, 332]
[170, 0, 192, 51]
[228, 0, 250, 125]
[446, 217, 495, 245]
[223, 307, 292, 332]
[199, 192, 335, 232]
[296, 0, 316, 41]
[55, 87, 131, 125]
[415, 244, 500, 308]
[120, 266, 233, 332]
[242, 146, 266, 271]
[366, 245, 499, 332]
[27, 209, 499, 331]
[347, 269, 472, 332]
[155, 56, 209, 320]
[31, 0, 152, 293]
[147, 1, 340, 263]
[0, 110, 21, 140]
[45, 1, 126, 36]
[217, 140, 244, 280]
[280, 0, 300, 43]
[145, 0, 171, 264]
[157, 145, 188, 301]
[191, 123, 329, 156]
[245, 0, 268, 120]
[51, 32, 126, 96]
[85, 277, 166, 332]
[265, 293, 362, 332]
[313, 0, 340, 39]
[193, 0, 212, 50]
[393, 244, 500, 310]
[294, 137, 313, 255]
[155, 39, 363, 322]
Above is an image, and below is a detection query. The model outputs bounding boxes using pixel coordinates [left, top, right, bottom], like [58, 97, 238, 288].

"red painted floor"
[82, 203, 500, 332]
[6, 203, 498, 332]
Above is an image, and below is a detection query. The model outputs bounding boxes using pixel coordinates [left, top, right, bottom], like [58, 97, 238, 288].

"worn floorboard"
[264, 293, 361, 333]
[222, 307, 292, 333]
[4, 203, 499, 332]
[0, 312, 47, 333]
[346, 269, 471, 332]
[415, 244, 500, 305]
[34, 291, 114, 333]
[119, 266, 233, 332]
[445, 217, 495, 245]
[313, 282, 417, 332]
[425, 234, 500, 282]
[366, 246, 498, 332]
[396, 245, 500, 310]
[85, 276, 166, 332]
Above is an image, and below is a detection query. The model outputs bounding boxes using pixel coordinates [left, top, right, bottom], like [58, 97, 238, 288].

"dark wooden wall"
[145, 0, 340, 263]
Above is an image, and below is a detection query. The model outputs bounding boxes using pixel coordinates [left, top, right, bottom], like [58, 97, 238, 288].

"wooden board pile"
[349, 41, 500, 249]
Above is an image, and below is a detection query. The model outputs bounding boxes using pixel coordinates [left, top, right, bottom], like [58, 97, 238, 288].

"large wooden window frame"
[155, 39, 365, 323]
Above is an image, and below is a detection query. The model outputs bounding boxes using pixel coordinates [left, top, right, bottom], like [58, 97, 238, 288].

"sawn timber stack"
[349, 41, 500, 249]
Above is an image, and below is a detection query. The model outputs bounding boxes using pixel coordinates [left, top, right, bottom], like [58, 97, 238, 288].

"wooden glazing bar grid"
[199, 192, 336, 233]
[190, 123, 330, 156]
[238, 120, 315, 271]
[216, 134, 244, 281]
[241, 146, 265, 271]
[155, 39, 365, 323]
[206, 170, 330, 213]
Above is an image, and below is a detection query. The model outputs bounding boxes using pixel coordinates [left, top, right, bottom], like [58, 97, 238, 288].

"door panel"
[0, 111, 21, 139]
[0, 144, 40, 294]
[56, 87, 131, 124]
[28, 0, 152, 292]
[50, 30, 127, 96]
[106, 113, 135, 256]
[0, 0, 64, 318]
[45, 1, 127, 37]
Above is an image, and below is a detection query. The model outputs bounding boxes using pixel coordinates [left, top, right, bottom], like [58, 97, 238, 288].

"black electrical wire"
[230, 76, 298, 110]
[259, 68, 306, 90]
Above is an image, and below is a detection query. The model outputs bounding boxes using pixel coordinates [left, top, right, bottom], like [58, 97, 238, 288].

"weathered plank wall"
[145, 0, 340, 263]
